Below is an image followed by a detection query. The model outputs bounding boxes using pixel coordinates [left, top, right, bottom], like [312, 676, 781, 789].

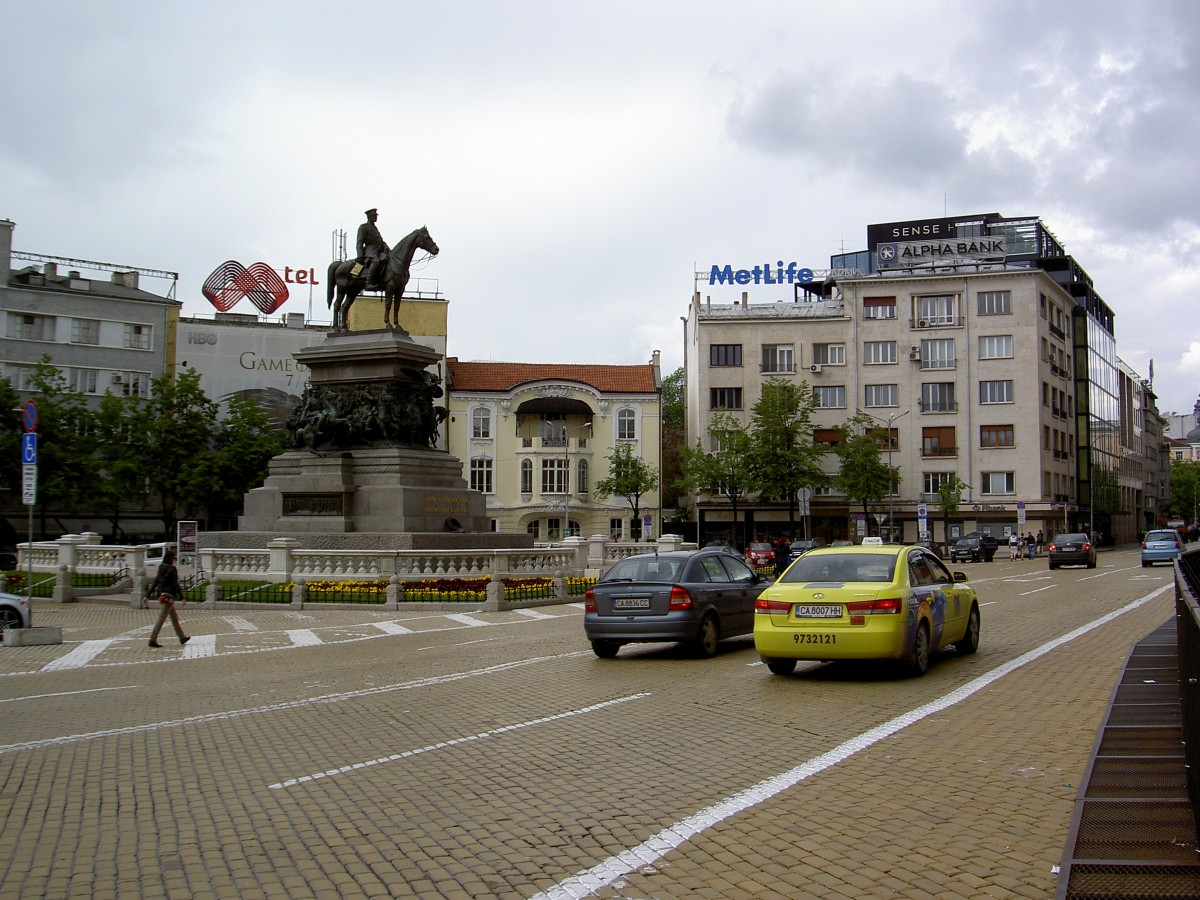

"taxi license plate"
[613, 597, 651, 610]
[795, 604, 841, 618]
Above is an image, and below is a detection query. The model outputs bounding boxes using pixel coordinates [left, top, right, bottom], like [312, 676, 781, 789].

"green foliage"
[933, 474, 969, 542]
[593, 442, 659, 525]
[0, 376, 21, 496]
[747, 379, 827, 523]
[832, 413, 896, 520]
[659, 367, 686, 512]
[679, 411, 754, 545]
[1170, 461, 1200, 520]
[26, 358, 101, 515]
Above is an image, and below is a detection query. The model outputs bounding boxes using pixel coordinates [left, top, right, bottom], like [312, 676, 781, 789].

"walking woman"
[148, 549, 190, 648]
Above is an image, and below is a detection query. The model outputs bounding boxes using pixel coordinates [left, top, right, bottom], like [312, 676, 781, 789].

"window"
[618, 408, 636, 440]
[863, 296, 896, 319]
[921, 339, 955, 369]
[981, 471, 1015, 494]
[761, 344, 794, 373]
[577, 459, 589, 494]
[710, 344, 742, 367]
[546, 518, 561, 540]
[470, 457, 493, 493]
[814, 385, 846, 408]
[472, 406, 491, 439]
[710, 387, 742, 410]
[917, 294, 955, 325]
[123, 323, 151, 350]
[813, 428, 843, 450]
[922, 426, 956, 457]
[812, 343, 845, 365]
[922, 472, 956, 494]
[526, 521, 540, 540]
[921, 382, 956, 413]
[979, 380, 1014, 404]
[980, 425, 1014, 448]
[542, 458, 568, 494]
[863, 341, 897, 364]
[977, 291, 1012, 315]
[71, 319, 101, 344]
[610, 518, 624, 539]
[118, 373, 149, 398]
[864, 384, 897, 408]
[68, 368, 98, 394]
[978, 335, 1013, 359]
[542, 415, 566, 446]
[8, 313, 55, 341]
[872, 428, 898, 452]
[520, 458, 533, 493]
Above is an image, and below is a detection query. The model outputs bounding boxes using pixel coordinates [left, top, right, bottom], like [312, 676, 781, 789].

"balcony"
[917, 400, 958, 414]
[921, 446, 958, 458]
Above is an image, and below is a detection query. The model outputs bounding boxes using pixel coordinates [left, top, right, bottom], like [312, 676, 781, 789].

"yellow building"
[446, 355, 662, 540]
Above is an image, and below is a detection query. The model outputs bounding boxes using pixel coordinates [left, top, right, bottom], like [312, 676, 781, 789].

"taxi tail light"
[583, 588, 596, 613]
[754, 598, 791, 614]
[846, 597, 902, 614]
[668, 585, 694, 611]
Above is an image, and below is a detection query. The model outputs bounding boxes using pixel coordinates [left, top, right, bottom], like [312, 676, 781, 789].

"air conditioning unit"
[917, 318, 930, 328]
[111, 374, 124, 384]
[810, 364, 823, 374]
[909, 347, 921, 361]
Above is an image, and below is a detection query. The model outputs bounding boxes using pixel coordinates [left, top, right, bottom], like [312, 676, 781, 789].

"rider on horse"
[356, 208, 388, 290]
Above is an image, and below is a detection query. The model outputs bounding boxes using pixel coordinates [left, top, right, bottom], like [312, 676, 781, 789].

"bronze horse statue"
[326, 225, 439, 332]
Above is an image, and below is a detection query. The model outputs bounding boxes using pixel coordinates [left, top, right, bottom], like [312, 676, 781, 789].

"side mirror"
[953, 571, 969, 582]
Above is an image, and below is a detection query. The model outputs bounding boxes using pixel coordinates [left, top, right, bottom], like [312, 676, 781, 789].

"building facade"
[445, 357, 662, 540]
[685, 213, 1158, 547]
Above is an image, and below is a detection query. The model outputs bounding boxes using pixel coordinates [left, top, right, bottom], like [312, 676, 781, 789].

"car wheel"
[0, 606, 22, 637]
[591, 640, 620, 659]
[1048, 562, 1057, 570]
[1087, 559, 1096, 569]
[957, 606, 980, 656]
[692, 615, 719, 658]
[1141, 560, 1149, 567]
[765, 657, 797, 676]
[905, 622, 931, 677]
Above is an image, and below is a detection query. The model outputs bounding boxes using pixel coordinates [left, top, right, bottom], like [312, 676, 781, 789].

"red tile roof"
[447, 358, 658, 393]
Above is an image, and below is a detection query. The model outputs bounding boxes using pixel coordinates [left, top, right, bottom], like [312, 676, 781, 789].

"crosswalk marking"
[288, 629, 323, 647]
[183, 635, 216, 658]
[223, 616, 258, 632]
[515, 608, 556, 620]
[445, 613, 489, 627]
[374, 622, 414, 635]
[41, 640, 113, 672]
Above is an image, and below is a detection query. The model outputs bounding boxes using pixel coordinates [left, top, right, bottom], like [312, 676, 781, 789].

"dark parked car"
[0, 551, 17, 570]
[584, 549, 765, 658]
[1047, 533, 1096, 569]
[910, 539, 944, 558]
[949, 535, 997, 563]
[789, 538, 827, 557]
[0, 591, 31, 639]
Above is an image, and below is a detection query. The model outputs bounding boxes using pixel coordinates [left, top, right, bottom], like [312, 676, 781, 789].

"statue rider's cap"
[365, 208, 378, 216]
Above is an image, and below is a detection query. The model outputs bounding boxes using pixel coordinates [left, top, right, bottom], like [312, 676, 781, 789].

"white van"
[144, 542, 175, 577]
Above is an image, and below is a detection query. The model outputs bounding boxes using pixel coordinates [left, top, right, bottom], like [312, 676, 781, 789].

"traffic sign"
[23, 399, 37, 433]
[21, 433, 37, 465]
[22, 464, 36, 506]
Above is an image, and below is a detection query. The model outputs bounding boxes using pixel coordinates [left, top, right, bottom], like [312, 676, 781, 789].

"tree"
[131, 369, 221, 539]
[678, 411, 754, 548]
[0, 376, 21, 498]
[659, 367, 686, 515]
[26, 358, 100, 533]
[593, 442, 659, 539]
[832, 413, 896, 534]
[933, 474, 969, 545]
[1170, 460, 1200, 524]
[93, 389, 148, 541]
[747, 379, 827, 533]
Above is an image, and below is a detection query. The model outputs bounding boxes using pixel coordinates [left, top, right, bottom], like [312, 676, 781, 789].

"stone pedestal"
[238, 329, 488, 535]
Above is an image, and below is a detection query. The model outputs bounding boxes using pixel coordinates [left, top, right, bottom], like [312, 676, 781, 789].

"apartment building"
[685, 213, 1153, 546]
[445, 356, 662, 540]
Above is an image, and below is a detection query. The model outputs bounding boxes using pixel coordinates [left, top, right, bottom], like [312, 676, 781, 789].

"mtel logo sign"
[201, 262, 320, 314]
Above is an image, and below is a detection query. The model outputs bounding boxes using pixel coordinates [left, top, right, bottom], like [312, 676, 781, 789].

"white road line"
[269, 693, 650, 790]
[0, 651, 591, 756]
[288, 629, 322, 647]
[0, 686, 137, 704]
[445, 613, 490, 627]
[529, 584, 1172, 900]
[515, 609, 557, 620]
[40, 640, 114, 672]
[373, 622, 414, 635]
[223, 616, 258, 632]
[183, 635, 216, 659]
[1019, 585, 1056, 596]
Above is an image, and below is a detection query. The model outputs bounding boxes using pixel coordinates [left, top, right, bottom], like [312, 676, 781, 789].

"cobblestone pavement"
[0, 545, 1180, 898]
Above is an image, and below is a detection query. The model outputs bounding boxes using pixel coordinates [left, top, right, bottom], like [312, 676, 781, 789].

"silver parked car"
[583, 549, 765, 658]
[0, 591, 30, 640]
[1141, 529, 1183, 567]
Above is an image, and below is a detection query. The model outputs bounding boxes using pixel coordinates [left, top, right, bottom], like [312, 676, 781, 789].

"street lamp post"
[866, 409, 909, 542]
[561, 421, 593, 537]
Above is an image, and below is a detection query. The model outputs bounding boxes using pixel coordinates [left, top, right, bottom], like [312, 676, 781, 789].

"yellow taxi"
[753, 544, 980, 676]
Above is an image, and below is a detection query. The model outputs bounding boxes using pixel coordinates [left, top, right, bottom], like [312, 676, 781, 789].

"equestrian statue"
[327, 219, 440, 332]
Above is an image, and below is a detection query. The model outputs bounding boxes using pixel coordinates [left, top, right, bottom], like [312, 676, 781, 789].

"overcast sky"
[3, 1, 1198, 416]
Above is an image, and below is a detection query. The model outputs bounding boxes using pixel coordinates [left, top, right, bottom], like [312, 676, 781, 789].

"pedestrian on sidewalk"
[1009, 532, 1019, 560]
[148, 549, 190, 648]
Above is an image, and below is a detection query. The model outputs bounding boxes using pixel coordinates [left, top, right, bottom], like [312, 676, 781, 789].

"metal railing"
[1176, 547, 1200, 840]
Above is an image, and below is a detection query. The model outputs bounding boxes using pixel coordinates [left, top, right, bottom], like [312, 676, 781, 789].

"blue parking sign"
[21, 433, 37, 465]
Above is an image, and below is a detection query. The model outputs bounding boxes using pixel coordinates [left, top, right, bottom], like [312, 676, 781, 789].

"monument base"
[240, 446, 488, 534]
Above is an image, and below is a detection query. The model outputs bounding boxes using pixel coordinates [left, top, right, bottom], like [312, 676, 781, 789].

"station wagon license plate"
[613, 597, 651, 610]
[794, 604, 841, 618]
